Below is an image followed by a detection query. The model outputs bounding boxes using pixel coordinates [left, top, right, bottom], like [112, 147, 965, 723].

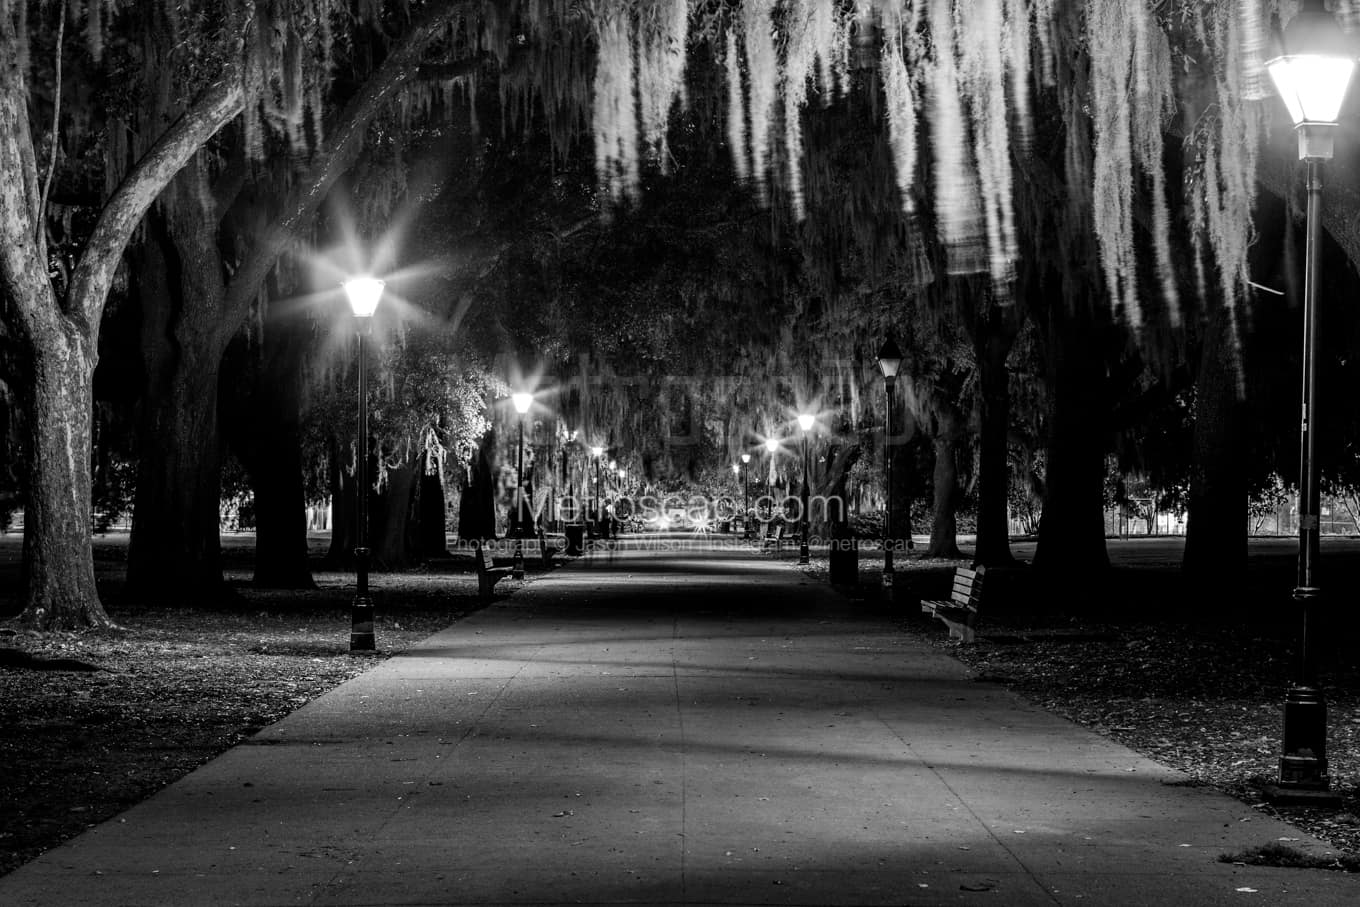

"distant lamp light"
[797, 414, 815, 432]
[510, 388, 535, 578]
[877, 337, 904, 380]
[764, 438, 779, 453]
[591, 446, 604, 458]
[1266, 0, 1358, 160]
[342, 277, 385, 317]
[741, 453, 751, 464]
[731, 464, 740, 475]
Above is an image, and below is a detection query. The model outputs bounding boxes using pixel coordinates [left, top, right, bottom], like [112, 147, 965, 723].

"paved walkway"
[2, 539, 1357, 905]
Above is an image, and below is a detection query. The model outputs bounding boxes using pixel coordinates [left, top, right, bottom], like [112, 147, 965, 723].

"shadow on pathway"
[1, 540, 1356, 906]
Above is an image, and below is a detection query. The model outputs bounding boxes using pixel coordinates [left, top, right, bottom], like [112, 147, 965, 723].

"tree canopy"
[5, 0, 1360, 626]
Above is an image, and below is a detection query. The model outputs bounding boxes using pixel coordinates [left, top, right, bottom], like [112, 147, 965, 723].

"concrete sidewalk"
[2, 539, 1356, 905]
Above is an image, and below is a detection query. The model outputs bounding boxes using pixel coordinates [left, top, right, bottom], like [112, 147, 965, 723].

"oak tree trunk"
[973, 318, 1019, 567]
[126, 210, 229, 600]
[18, 329, 110, 628]
[127, 353, 226, 598]
[926, 434, 964, 559]
[226, 304, 315, 589]
[1034, 309, 1110, 575]
[418, 464, 449, 558]
[244, 371, 313, 588]
[825, 442, 859, 584]
[458, 427, 497, 542]
[251, 436, 314, 588]
[374, 464, 417, 569]
[1182, 305, 1247, 591]
[326, 434, 355, 564]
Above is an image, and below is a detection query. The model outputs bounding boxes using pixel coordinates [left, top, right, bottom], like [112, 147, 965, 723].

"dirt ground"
[3, 532, 1360, 876]
[0, 533, 502, 877]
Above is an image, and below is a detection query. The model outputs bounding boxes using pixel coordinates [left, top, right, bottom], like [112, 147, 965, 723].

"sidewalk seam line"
[672, 612, 688, 900]
[875, 711, 1063, 905]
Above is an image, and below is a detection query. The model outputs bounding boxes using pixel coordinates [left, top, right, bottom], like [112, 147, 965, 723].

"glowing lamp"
[342, 277, 385, 317]
[1266, 0, 1358, 160]
[877, 337, 904, 380]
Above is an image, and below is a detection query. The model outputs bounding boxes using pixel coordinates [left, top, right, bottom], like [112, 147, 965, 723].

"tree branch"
[35, 0, 66, 250]
[219, 0, 471, 337]
[0, 13, 52, 345]
[64, 65, 245, 336]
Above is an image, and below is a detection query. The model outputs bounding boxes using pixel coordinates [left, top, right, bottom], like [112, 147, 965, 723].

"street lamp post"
[740, 453, 751, 536]
[797, 414, 815, 565]
[878, 338, 904, 593]
[512, 392, 533, 580]
[342, 277, 385, 652]
[731, 463, 740, 532]
[1263, 0, 1355, 804]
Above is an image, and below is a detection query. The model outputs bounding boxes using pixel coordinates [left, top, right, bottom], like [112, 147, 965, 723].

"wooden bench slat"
[475, 545, 513, 600]
[922, 565, 986, 643]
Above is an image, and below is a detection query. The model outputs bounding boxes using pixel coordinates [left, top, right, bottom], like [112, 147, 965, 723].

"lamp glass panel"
[1267, 55, 1356, 124]
[877, 338, 904, 377]
[797, 414, 815, 431]
[764, 438, 779, 452]
[512, 392, 533, 414]
[342, 277, 385, 317]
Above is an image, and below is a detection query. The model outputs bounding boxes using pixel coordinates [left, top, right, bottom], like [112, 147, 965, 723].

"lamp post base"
[1268, 683, 1334, 805]
[350, 594, 376, 652]
[1264, 784, 1342, 808]
[798, 542, 810, 565]
[512, 538, 525, 580]
[1267, 683, 1338, 806]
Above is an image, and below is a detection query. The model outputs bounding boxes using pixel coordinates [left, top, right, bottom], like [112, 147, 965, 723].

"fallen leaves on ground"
[0, 570, 483, 878]
[936, 620, 1360, 865]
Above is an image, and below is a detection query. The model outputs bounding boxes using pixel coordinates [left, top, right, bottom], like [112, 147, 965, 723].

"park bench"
[920, 566, 986, 643]
[521, 531, 561, 568]
[475, 544, 513, 600]
[760, 522, 785, 551]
